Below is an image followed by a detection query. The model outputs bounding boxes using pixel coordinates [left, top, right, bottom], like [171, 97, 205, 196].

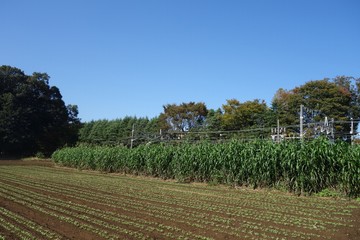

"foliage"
[78, 116, 159, 147]
[205, 108, 223, 131]
[315, 188, 341, 198]
[221, 99, 274, 130]
[0, 65, 80, 156]
[158, 102, 208, 132]
[272, 77, 360, 137]
[52, 138, 360, 197]
[75, 76, 359, 145]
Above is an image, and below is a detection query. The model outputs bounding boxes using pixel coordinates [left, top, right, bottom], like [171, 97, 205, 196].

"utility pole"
[350, 118, 354, 145]
[271, 119, 284, 143]
[331, 118, 334, 140]
[130, 124, 135, 149]
[277, 119, 280, 143]
[300, 105, 303, 140]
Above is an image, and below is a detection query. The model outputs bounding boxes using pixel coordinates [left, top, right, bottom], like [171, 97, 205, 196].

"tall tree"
[272, 77, 359, 137]
[206, 108, 223, 131]
[159, 102, 208, 132]
[333, 76, 360, 121]
[78, 116, 160, 147]
[0, 65, 80, 156]
[221, 99, 271, 130]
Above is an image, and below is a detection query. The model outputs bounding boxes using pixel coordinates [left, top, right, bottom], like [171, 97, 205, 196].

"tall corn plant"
[52, 138, 360, 197]
[339, 145, 360, 196]
[142, 144, 175, 179]
[171, 143, 196, 182]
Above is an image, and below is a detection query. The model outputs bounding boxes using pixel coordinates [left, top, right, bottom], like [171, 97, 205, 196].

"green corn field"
[52, 138, 360, 197]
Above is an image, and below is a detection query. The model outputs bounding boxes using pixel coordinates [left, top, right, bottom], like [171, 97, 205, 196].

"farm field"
[0, 160, 359, 240]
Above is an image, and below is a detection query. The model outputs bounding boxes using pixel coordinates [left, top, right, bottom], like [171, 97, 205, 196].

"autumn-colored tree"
[159, 102, 208, 132]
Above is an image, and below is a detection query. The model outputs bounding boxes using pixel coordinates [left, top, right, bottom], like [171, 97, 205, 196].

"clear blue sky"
[2, 0, 359, 122]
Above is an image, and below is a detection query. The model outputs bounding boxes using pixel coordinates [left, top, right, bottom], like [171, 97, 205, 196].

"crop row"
[0, 176, 222, 240]
[1, 173, 347, 233]
[0, 178, 253, 239]
[52, 138, 360, 196]
[0, 216, 35, 240]
[0, 168, 350, 225]
[0, 207, 63, 240]
[1, 166, 354, 223]
[12, 165, 352, 213]
[1, 166, 357, 240]
[0, 184, 156, 240]
[2, 166, 355, 224]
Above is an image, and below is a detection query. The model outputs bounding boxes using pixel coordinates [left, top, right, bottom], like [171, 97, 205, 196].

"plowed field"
[0, 160, 359, 240]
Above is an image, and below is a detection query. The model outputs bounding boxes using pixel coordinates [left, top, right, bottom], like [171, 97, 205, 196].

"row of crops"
[52, 138, 360, 196]
[1, 165, 358, 239]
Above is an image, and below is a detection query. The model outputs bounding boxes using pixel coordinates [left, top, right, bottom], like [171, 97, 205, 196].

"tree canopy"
[158, 102, 208, 132]
[78, 116, 159, 147]
[78, 76, 359, 144]
[0, 65, 80, 156]
[2, 65, 358, 151]
[272, 77, 360, 137]
[221, 99, 273, 130]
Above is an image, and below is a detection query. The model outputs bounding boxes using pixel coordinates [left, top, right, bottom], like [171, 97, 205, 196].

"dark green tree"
[206, 108, 223, 131]
[272, 77, 359, 138]
[221, 99, 271, 130]
[0, 65, 80, 156]
[78, 116, 160, 147]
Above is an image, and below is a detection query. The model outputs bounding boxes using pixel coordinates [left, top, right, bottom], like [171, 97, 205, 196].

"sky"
[1, 0, 359, 122]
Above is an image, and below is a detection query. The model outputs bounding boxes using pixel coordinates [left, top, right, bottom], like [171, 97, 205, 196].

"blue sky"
[2, 0, 359, 122]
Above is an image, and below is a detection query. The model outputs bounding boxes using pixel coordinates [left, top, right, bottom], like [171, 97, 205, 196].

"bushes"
[52, 139, 360, 197]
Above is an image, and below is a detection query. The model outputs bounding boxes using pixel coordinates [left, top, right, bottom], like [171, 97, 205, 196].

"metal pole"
[350, 118, 354, 145]
[277, 119, 280, 143]
[130, 124, 135, 149]
[331, 118, 334, 140]
[300, 105, 303, 140]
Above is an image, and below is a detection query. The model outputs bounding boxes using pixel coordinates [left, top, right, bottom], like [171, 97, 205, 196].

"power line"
[80, 113, 359, 146]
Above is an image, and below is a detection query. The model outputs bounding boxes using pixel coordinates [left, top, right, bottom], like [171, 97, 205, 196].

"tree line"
[79, 117, 158, 146]
[1, 65, 359, 155]
[80, 76, 360, 146]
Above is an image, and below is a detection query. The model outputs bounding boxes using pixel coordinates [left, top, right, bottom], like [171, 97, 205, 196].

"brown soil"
[0, 159, 359, 240]
[0, 159, 54, 167]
